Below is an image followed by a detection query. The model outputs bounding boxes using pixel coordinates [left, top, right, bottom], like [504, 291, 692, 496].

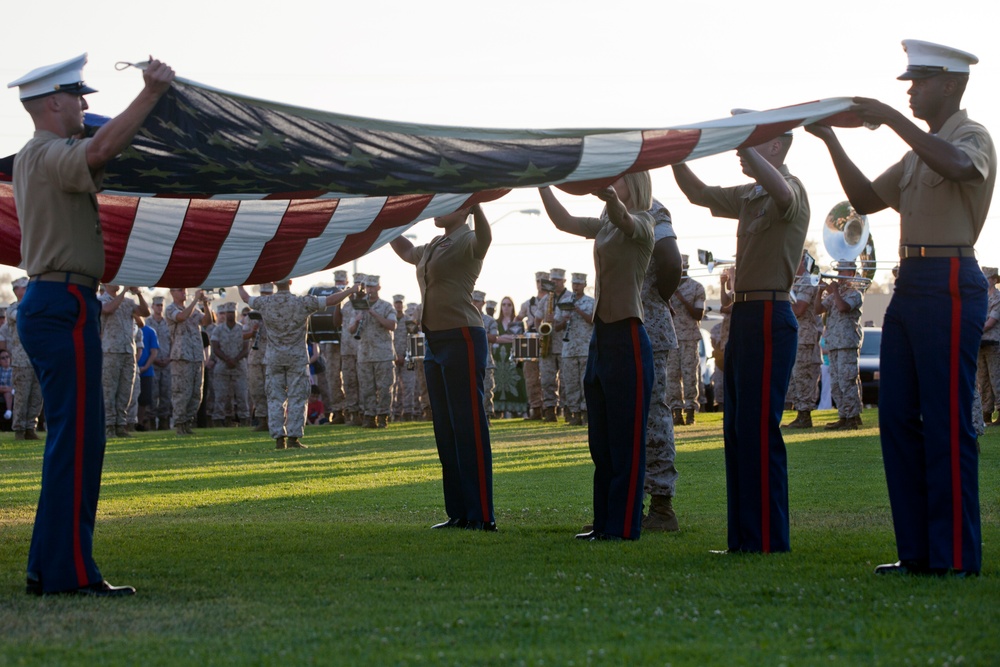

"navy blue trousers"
[584, 318, 652, 540]
[723, 300, 797, 553]
[17, 280, 106, 593]
[423, 326, 494, 523]
[880, 257, 984, 573]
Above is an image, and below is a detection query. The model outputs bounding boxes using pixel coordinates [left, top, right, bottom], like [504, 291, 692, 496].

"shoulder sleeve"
[411, 244, 427, 265]
[781, 176, 808, 224]
[577, 216, 605, 239]
[954, 123, 994, 183]
[42, 137, 102, 193]
[630, 211, 655, 245]
[691, 185, 743, 220]
[871, 159, 905, 211]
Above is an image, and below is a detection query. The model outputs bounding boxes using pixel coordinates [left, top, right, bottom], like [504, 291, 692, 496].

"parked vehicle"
[859, 327, 881, 406]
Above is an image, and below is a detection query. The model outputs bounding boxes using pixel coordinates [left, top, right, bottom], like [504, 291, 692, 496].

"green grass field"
[1, 411, 997, 666]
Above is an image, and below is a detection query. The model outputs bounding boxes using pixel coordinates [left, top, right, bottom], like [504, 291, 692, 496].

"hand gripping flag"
[0, 66, 862, 287]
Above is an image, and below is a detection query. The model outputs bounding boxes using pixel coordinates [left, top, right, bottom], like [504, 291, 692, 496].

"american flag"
[0, 72, 860, 287]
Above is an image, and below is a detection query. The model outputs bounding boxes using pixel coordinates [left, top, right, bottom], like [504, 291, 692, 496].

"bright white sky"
[1, 0, 997, 306]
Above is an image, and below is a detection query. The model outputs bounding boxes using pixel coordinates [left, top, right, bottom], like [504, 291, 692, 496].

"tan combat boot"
[543, 407, 557, 423]
[672, 408, 684, 426]
[23, 429, 40, 440]
[684, 408, 696, 426]
[253, 417, 269, 432]
[329, 411, 346, 425]
[376, 414, 389, 428]
[642, 495, 679, 532]
[275, 436, 287, 450]
[286, 436, 306, 449]
[782, 411, 813, 428]
[824, 417, 848, 431]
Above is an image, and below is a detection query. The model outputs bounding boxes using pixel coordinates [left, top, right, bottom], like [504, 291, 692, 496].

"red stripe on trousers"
[68, 286, 89, 586]
[623, 320, 644, 539]
[461, 328, 490, 520]
[948, 259, 962, 569]
[759, 302, 773, 553]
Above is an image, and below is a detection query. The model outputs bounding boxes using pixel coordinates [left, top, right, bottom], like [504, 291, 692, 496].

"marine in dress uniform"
[540, 173, 655, 542]
[9, 52, 174, 596]
[674, 115, 810, 554]
[808, 40, 995, 575]
[667, 255, 706, 425]
[390, 204, 496, 531]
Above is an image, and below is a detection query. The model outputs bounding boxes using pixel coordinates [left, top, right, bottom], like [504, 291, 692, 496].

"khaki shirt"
[577, 209, 654, 323]
[99, 293, 138, 354]
[872, 110, 996, 247]
[670, 277, 706, 342]
[248, 291, 323, 366]
[692, 166, 810, 293]
[13, 131, 105, 279]
[413, 225, 485, 331]
[821, 287, 863, 350]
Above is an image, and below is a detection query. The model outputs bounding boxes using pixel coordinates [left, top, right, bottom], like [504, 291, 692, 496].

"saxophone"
[538, 291, 555, 357]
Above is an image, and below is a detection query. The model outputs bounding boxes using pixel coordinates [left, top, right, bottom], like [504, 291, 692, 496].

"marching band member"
[814, 262, 865, 430]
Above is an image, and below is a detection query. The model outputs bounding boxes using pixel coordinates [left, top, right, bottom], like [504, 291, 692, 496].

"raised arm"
[86, 59, 175, 174]
[470, 204, 492, 260]
[736, 147, 794, 213]
[538, 186, 592, 237]
[390, 235, 417, 265]
[805, 124, 888, 215]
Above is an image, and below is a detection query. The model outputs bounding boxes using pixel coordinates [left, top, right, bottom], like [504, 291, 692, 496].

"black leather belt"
[899, 245, 975, 259]
[29, 271, 100, 291]
[733, 291, 791, 303]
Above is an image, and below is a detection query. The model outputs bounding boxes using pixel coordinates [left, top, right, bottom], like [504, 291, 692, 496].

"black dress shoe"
[431, 518, 468, 529]
[464, 520, 498, 532]
[575, 530, 596, 540]
[588, 532, 624, 542]
[26, 577, 42, 596]
[71, 580, 136, 597]
[874, 560, 930, 575]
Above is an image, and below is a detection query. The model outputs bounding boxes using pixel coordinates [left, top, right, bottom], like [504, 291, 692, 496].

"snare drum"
[511, 333, 540, 361]
[406, 332, 426, 361]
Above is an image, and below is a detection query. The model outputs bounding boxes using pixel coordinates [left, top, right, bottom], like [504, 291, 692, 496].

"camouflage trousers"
[561, 355, 587, 413]
[787, 344, 821, 411]
[357, 359, 395, 416]
[645, 349, 678, 497]
[265, 362, 310, 438]
[483, 367, 495, 415]
[341, 354, 359, 413]
[977, 344, 1000, 412]
[666, 339, 700, 411]
[540, 354, 563, 409]
[973, 386, 985, 436]
[827, 348, 862, 418]
[523, 359, 542, 410]
[151, 366, 172, 424]
[11, 364, 42, 431]
[321, 343, 345, 412]
[414, 361, 429, 414]
[213, 367, 249, 420]
[711, 359, 724, 408]
[128, 368, 140, 425]
[392, 363, 417, 418]
[248, 363, 267, 419]
[103, 352, 136, 427]
[171, 359, 204, 426]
